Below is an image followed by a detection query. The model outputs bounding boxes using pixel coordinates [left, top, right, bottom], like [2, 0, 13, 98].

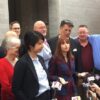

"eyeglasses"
[12, 27, 20, 30]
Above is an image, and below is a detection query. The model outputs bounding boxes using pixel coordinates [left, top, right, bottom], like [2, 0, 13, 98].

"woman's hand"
[59, 77, 68, 85]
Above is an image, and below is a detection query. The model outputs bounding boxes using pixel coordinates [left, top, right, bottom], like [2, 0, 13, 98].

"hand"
[59, 77, 68, 85]
[90, 83, 100, 96]
[87, 90, 97, 100]
[90, 83, 99, 89]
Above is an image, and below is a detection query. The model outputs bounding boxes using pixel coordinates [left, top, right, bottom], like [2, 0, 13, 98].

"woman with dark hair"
[12, 31, 51, 100]
[49, 38, 77, 100]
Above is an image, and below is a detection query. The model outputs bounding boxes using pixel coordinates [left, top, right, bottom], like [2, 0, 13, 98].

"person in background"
[0, 36, 21, 100]
[0, 31, 18, 59]
[9, 21, 26, 58]
[33, 20, 52, 69]
[49, 37, 77, 100]
[12, 31, 51, 100]
[0, 20, 21, 58]
[48, 19, 77, 55]
[9, 21, 21, 37]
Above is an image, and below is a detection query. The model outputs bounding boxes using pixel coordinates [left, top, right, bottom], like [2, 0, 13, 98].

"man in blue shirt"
[88, 34, 100, 73]
[33, 20, 52, 69]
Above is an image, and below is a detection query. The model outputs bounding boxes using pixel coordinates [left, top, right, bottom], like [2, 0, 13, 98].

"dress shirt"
[38, 39, 52, 69]
[88, 35, 100, 70]
[31, 57, 50, 96]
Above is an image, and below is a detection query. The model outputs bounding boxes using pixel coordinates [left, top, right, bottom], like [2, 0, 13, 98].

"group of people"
[0, 19, 100, 100]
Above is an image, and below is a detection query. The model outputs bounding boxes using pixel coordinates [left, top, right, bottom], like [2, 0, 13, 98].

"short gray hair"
[1, 36, 21, 51]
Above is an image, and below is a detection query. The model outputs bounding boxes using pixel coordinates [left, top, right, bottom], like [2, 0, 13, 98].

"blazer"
[48, 36, 58, 55]
[48, 36, 77, 55]
[12, 53, 50, 100]
[49, 57, 77, 98]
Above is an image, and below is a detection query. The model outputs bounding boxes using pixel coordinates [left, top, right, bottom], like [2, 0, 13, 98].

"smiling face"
[78, 26, 89, 42]
[33, 21, 47, 37]
[8, 43, 20, 57]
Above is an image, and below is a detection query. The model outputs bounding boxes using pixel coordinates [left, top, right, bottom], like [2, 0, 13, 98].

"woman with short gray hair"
[0, 36, 21, 100]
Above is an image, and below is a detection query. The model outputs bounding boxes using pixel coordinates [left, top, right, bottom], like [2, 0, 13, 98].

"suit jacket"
[49, 57, 77, 98]
[48, 36, 58, 55]
[48, 36, 77, 55]
[12, 53, 50, 100]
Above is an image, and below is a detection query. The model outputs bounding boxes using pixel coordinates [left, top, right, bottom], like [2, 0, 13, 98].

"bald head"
[33, 20, 47, 37]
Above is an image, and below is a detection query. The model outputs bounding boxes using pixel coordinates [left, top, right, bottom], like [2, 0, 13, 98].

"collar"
[30, 56, 39, 61]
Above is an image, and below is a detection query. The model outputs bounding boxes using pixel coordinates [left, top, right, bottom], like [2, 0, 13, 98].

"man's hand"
[87, 90, 98, 100]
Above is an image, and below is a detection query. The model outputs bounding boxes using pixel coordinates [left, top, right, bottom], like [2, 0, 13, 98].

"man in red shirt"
[75, 25, 94, 100]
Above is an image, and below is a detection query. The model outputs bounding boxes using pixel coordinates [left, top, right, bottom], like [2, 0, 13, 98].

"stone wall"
[0, 0, 9, 43]
[48, 0, 100, 37]
[1, 0, 100, 41]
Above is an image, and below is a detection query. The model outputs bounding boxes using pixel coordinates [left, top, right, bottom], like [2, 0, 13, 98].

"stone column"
[48, 0, 61, 38]
[0, 0, 9, 43]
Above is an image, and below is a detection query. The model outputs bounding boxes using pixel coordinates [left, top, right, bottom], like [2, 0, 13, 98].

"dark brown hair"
[60, 19, 74, 27]
[54, 38, 74, 62]
[9, 21, 20, 29]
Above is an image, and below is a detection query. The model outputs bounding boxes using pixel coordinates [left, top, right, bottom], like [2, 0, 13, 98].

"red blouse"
[0, 58, 15, 100]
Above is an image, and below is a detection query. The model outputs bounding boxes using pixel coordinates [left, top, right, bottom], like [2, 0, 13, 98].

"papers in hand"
[51, 81, 62, 90]
[59, 77, 68, 85]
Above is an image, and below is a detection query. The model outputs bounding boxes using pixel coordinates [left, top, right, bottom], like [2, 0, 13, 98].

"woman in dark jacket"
[49, 38, 77, 100]
[12, 31, 51, 100]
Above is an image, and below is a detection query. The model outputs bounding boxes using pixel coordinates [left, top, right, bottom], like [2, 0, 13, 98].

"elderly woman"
[0, 36, 21, 100]
[0, 31, 18, 59]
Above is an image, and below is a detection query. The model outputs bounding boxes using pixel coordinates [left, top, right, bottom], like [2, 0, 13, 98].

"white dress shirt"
[31, 57, 50, 96]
